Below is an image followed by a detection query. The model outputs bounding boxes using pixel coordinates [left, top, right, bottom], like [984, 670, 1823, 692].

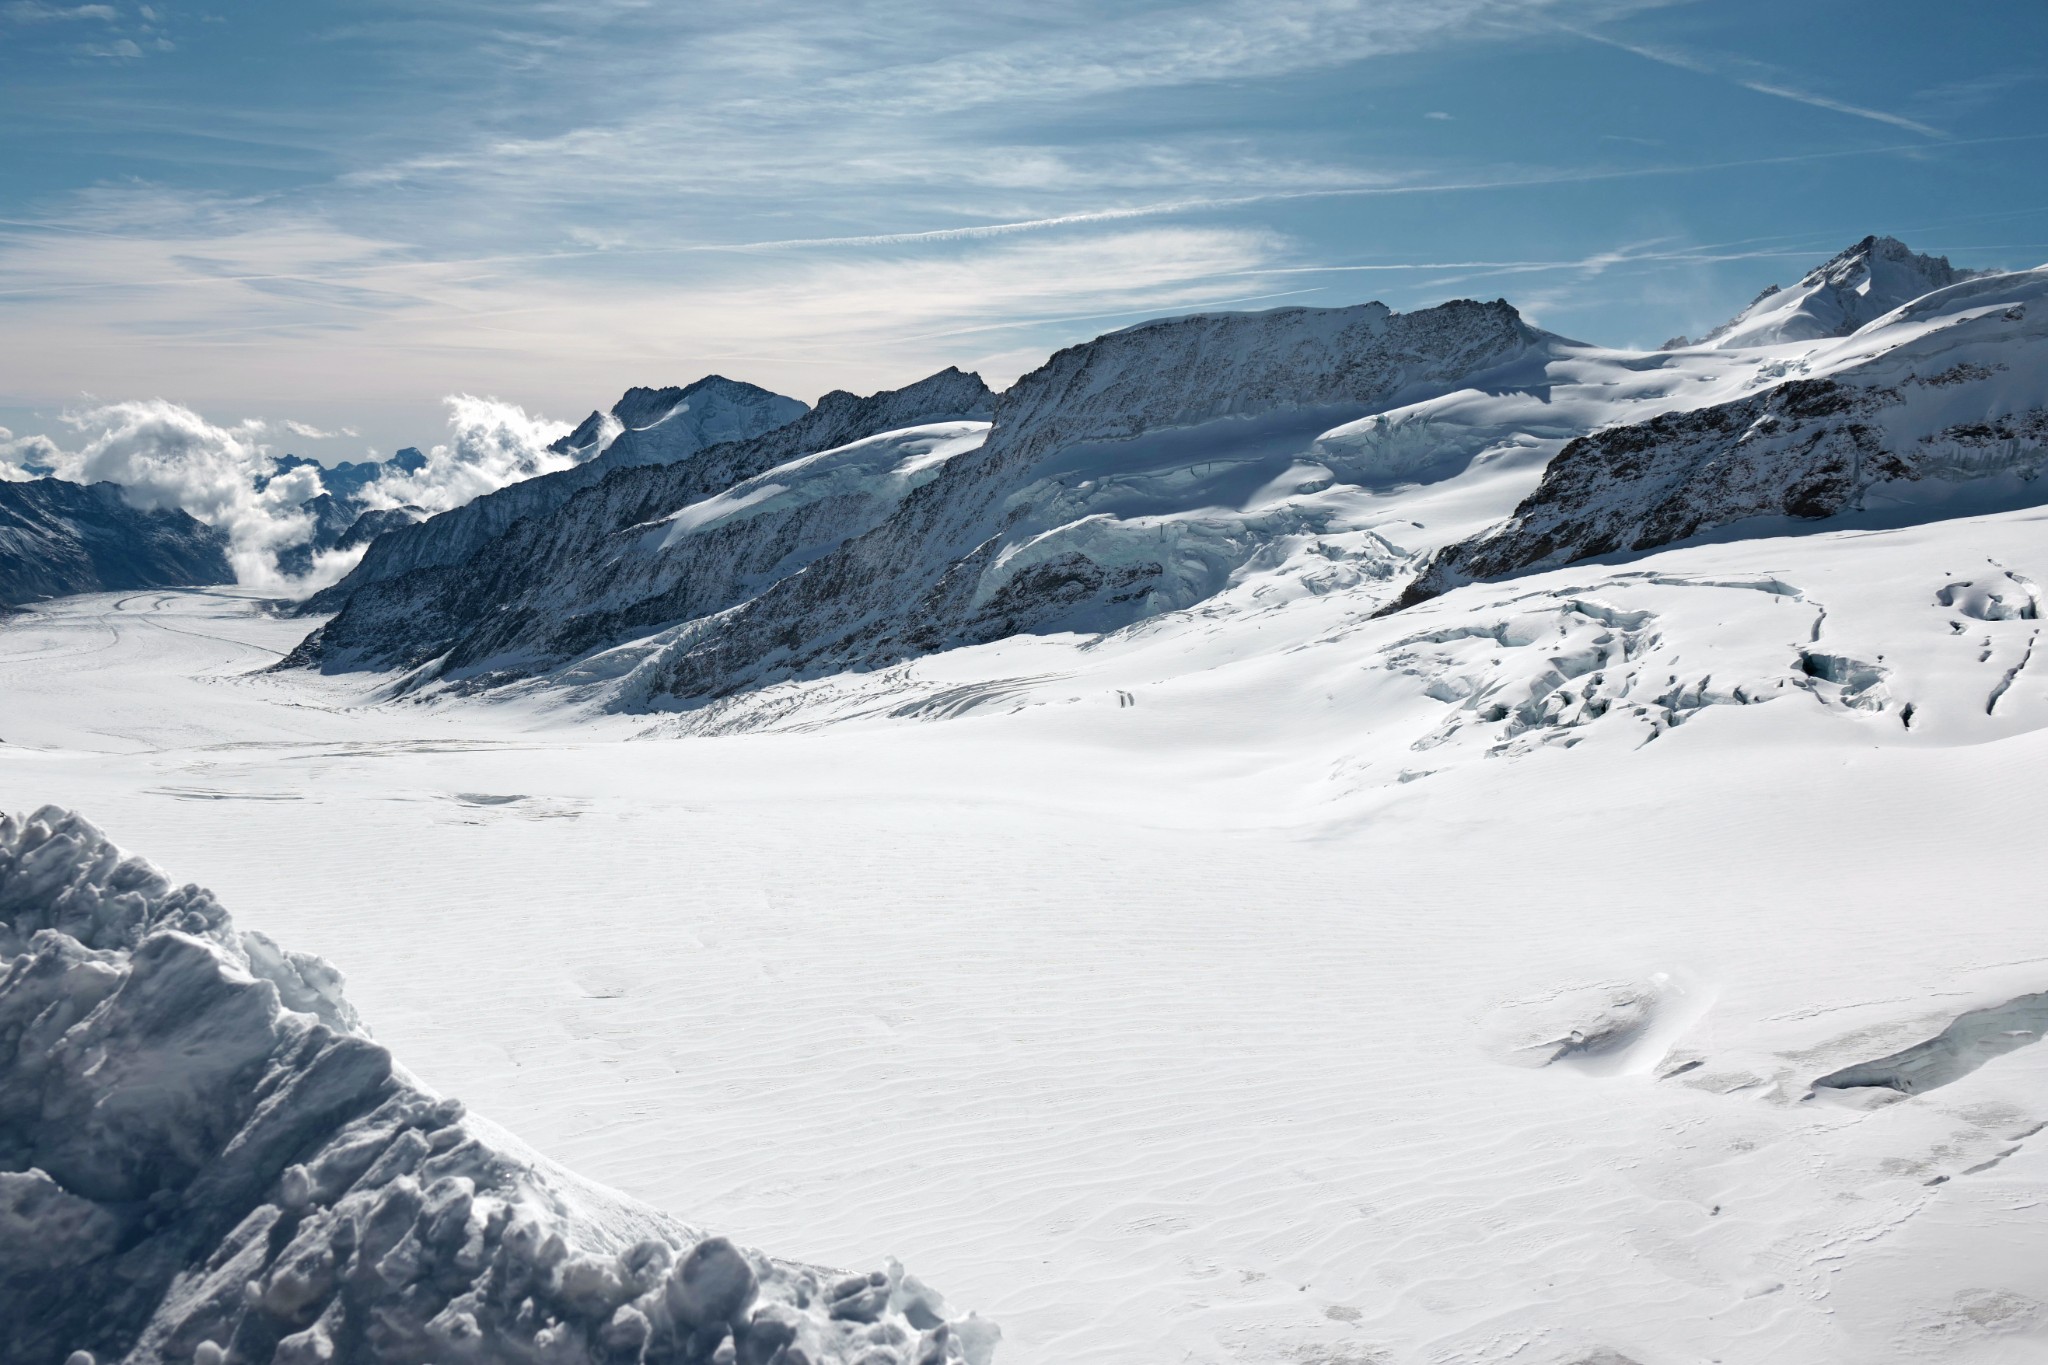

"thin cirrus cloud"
[1564, 27, 1949, 139]
[2, 2, 118, 21]
[2, 0, 2046, 460]
[0, 181, 1295, 431]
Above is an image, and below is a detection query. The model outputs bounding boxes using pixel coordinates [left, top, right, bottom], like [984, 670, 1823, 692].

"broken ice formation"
[1813, 991, 2048, 1097]
[0, 806, 996, 1365]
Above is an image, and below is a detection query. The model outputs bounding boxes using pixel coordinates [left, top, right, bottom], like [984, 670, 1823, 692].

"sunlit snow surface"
[7, 498, 2048, 1362]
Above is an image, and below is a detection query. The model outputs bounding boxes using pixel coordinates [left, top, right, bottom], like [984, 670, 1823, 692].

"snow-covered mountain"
[0, 478, 232, 606]
[290, 367, 995, 671]
[1396, 265, 2048, 606]
[0, 806, 994, 1365]
[11, 233, 2048, 1365]
[291, 302, 1538, 693]
[572, 376, 810, 472]
[1677, 234, 1980, 349]
[276, 237, 2048, 717]
[296, 378, 813, 614]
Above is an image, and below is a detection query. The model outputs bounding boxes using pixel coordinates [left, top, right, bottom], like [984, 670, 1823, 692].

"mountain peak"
[1688, 234, 1979, 350]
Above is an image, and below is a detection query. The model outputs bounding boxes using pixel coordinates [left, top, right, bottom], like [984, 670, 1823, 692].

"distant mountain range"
[10, 236, 2044, 687]
[0, 479, 231, 607]
[274, 235, 2047, 715]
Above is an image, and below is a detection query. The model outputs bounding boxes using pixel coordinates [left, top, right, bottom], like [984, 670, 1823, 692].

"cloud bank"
[359, 396, 574, 515]
[1, 395, 577, 593]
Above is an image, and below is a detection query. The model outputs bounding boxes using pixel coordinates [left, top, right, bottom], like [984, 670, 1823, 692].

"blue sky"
[2, 0, 2044, 460]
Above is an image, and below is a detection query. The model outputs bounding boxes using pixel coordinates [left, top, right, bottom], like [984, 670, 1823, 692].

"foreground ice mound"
[0, 806, 994, 1365]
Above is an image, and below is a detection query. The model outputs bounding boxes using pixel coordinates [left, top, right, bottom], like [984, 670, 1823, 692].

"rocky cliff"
[0, 480, 233, 606]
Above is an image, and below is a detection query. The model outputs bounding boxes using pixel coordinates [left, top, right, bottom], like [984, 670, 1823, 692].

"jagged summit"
[298, 376, 811, 612]
[591, 376, 809, 471]
[549, 375, 809, 468]
[1686, 234, 1980, 350]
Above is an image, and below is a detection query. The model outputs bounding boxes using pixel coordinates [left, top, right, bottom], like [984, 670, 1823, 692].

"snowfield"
[5, 237, 2048, 1365]
[8, 495, 2048, 1363]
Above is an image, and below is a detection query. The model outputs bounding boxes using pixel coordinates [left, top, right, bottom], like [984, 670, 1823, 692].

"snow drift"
[0, 806, 995, 1365]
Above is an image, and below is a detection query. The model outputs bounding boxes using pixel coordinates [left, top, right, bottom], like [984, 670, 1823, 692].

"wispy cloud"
[2, 2, 117, 22]
[0, 180, 1297, 426]
[282, 419, 360, 440]
[3, 0, 2043, 450]
[1568, 27, 1946, 138]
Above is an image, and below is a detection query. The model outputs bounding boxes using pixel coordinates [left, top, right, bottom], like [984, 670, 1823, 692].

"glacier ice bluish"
[0, 806, 995, 1365]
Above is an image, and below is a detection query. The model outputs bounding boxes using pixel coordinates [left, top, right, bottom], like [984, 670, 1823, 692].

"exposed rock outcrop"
[0, 479, 233, 606]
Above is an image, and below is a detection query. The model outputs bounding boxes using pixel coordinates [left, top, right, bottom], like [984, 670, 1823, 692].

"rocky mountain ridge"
[1392, 264, 2048, 606]
[0, 479, 232, 606]
[1678, 234, 1981, 349]
[288, 368, 996, 673]
[290, 301, 1539, 697]
[297, 377, 813, 614]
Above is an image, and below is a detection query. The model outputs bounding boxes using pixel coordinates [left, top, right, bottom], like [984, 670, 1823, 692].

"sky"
[2, 0, 2045, 463]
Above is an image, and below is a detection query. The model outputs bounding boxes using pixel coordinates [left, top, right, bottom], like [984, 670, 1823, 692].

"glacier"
[7, 233, 2048, 1365]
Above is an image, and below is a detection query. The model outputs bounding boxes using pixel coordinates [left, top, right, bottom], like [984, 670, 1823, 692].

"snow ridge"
[289, 368, 997, 679]
[585, 377, 812, 473]
[289, 298, 1537, 701]
[299, 378, 810, 614]
[1690, 234, 1980, 349]
[0, 807, 994, 1365]
[622, 299, 1540, 700]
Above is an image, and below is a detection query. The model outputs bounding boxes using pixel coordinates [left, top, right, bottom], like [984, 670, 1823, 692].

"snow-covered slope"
[19, 231, 2048, 1365]
[1685, 234, 1980, 349]
[281, 239, 2048, 720]
[1398, 265, 2048, 605]
[290, 301, 1550, 697]
[0, 806, 994, 1365]
[586, 377, 811, 472]
[298, 378, 811, 614]
[289, 367, 996, 675]
[0, 478, 232, 606]
[13, 496, 2048, 1362]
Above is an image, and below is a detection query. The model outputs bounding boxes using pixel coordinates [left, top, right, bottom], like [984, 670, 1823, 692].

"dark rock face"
[297, 379, 811, 615]
[0, 479, 233, 606]
[1393, 356, 2048, 609]
[0, 807, 992, 1365]
[286, 368, 997, 676]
